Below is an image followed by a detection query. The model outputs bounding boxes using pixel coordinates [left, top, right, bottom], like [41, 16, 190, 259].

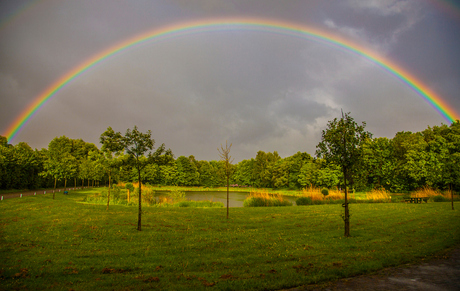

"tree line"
[1, 120, 460, 193]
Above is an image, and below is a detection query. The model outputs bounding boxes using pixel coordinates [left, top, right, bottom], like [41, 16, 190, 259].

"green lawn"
[0, 189, 459, 290]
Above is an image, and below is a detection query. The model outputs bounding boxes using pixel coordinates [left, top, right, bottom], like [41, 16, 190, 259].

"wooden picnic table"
[404, 197, 428, 203]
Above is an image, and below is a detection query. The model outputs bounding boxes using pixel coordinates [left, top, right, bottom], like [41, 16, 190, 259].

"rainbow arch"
[4, 17, 460, 142]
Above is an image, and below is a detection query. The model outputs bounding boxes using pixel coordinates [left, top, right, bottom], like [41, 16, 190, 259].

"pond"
[155, 190, 298, 207]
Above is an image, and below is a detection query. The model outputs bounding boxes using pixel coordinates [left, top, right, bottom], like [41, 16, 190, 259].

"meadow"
[0, 189, 459, 291]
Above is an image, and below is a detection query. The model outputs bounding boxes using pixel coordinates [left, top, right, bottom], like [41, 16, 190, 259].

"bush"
[432, 195, 448, 202]
[296, 197, 312, 206]
[321, 188, 329, 197]
[125, 183, 134, 192]
[168, 188, 186, 202]
[244, 197, 269, 207]
[112, 185, 121, 199]
[243, 197, 292, 207]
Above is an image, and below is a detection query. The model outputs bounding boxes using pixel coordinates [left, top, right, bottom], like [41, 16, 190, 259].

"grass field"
[0, 189, 459, 290]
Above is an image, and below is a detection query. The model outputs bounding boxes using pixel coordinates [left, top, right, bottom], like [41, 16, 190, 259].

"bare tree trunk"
[138, 169, 142, 231]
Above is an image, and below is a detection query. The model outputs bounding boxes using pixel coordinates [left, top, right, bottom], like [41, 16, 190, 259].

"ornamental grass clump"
[366, 188, 391, 203]
[412, 186, 445, 199]
[300, 185, 343, 203]
[243, 189, 292, 207]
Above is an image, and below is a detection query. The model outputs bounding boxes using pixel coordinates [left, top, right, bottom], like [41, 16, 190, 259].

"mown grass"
[0, 189, 459, 291]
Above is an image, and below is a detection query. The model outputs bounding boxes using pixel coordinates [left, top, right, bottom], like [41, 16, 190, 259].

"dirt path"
[284, 246, 460, 291]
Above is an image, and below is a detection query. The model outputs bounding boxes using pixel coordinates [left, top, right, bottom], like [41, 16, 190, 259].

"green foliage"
[4, 119, 460, 196]
[125, 183, 134, 192]
[168, 187, 186, 202]
[316, 112, 372, 189]
[432, 195, 448, 202]
[295, 196, 312, 205]
[243, 197, 293, 207]
[321, 188, 329, 196]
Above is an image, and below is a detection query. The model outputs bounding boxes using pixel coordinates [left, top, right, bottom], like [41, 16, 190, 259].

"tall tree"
[123, 126, 155, 231]
[316, 112, 371, 237]
[218, 141, 234, 219]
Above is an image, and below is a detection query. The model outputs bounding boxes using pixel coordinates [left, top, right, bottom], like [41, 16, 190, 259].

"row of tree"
[1, 120, 460, 193]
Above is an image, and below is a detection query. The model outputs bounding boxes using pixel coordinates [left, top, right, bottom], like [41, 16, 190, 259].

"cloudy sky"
[1, 0, 459, 162]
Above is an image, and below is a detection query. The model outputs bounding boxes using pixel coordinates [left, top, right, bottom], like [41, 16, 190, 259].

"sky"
[1, 0, 459, 162]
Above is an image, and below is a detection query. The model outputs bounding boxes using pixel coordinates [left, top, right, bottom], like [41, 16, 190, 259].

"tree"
[123, 126, 155, 231]
[41, 136, 78, 199]
[218, 141, 234, 219]
[316, 112, 371, 237]
[100, 127, 124, 210]
[176, 156, 200, 186]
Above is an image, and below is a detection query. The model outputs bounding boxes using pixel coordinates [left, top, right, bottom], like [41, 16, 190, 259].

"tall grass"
[366, 188, 391, 202]
[411, 186, 443, 198]
[243, 189, 292, 207]
[300, 185, 344, 201]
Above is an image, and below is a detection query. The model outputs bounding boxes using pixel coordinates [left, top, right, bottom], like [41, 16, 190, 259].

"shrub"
[432, 195, 448, 202]
[243, 190, 292, 207]
[125, 183, 134, 192]
[112, 185, 121, 199]
[168, 187, 186, 202]
[296, 197, 312, 206]
[142, 187, 156, 205]
[244, 197, 269, 207]
[321, 188, 329, 197]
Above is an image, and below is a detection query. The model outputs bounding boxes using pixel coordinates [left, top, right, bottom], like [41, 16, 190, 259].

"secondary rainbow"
[4, 17, 459, 142]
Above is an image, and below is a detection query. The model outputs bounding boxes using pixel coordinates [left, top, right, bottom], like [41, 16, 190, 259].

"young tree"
[218, 141, 234, 219]
[100, 127, 124, 210]
[316, 112, 371, 237]
[124, 126, 155, 231]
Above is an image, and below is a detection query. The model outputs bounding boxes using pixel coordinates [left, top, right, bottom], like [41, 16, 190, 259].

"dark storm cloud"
[1, 0, 459, 162]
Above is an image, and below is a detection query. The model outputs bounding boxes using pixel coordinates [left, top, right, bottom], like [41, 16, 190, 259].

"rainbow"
[4, 17, 460, 142]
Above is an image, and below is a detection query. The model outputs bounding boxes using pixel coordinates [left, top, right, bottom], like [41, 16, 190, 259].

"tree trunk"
[107, 171, 111, 211]
[227, 169, 229, 220]
[138, 169, 142, 231]
[74, 177, 76, 188]
[343, 171, 350, 237]
[53, 177, 56, 200]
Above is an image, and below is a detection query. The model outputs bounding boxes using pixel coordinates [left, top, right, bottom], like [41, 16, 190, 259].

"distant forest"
[1, 121, 459, 192]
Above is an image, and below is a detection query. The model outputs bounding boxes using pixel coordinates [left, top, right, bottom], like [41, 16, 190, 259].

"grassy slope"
[0, 189, 459, 291]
